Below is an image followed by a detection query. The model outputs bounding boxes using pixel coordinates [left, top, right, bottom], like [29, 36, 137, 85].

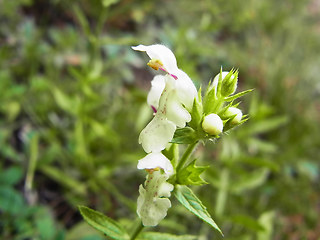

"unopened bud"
[213, 71, 238, 97]
[202, 114, 223, 135]
[225, 107, 242, 124]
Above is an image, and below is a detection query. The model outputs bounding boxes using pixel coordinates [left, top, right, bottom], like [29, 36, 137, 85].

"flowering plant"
[79, 44, 252, 239]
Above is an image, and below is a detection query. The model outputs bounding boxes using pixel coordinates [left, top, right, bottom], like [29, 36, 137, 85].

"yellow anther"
[145, 167, 160, 174]
[147, 59, 164, 71]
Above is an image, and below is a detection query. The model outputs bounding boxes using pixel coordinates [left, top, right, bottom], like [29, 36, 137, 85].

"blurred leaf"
[138, 232, 197, 240]
[0, 166, 23, 185]
[102, 0, 120, 8]
[230, 169, 269, 194]
[53, 87, 79, 115]
[174, 185, 223, 235]
[41, 165, 87, 195]
[35, 208, 56, 240]
[230, 215, 265, 232]
[78, 206, 130, 240]
[66, 221, 104, 240]
[257, 211, 275, 240]
[245, 116, 288, 135]
[0, 186, 24, 214]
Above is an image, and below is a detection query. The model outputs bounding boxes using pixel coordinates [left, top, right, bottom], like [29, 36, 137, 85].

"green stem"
[176, 141, 199, 173]
[130, 221, 144, 240]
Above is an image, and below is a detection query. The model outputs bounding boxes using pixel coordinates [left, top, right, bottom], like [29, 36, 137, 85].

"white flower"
[137, 171, 174, 226]
[202, 113, 223, 135]
[139, 75, 192, 153]
[132, 44, 178, 76]
[157, 76, 191, 127]
[132, 44, 197, 110]
[137, 152, 174, 176]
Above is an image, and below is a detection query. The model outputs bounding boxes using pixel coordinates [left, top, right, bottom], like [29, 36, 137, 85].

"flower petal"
[156, 76, 191, 127]
[175, 69, 197, 110]
[147, 75, 166, 110]
[139, 115, 176, 153]
[132, 44, 179, 75]
[137, 152, 174, 175]
[137, 171, 174, 226]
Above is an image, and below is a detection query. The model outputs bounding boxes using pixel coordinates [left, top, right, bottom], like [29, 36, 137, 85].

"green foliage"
[1, 0, 319, 239]
[138, 232, 196, 240]
[174, 185, 223, 235]
[177, 160, 209, 186]
[79, 206, 130, 240]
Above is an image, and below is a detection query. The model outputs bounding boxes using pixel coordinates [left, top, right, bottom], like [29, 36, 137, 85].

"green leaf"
[171, 127, 197, 144]
[230, 215, 265, 232]
[224, 89, 253, 102]
[174, 185, 223, 236]
[53, 87, 79, 115]
[0, 186, 24, 214]
[40, 165, 87, 195]
[0, 166, 23, 186]
[177, 160, 209, 186]
[230, 169, 269, 194]
[138, 232, 196, 240]
[245, 116, 288, 135]
[257, 211, 275, 240]
[78, 206, 130, 240]
[102, 0, 120, 8]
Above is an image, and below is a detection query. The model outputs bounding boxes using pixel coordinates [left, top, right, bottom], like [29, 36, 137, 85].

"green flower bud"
[225, 107, 242, 124]
[202, 113, 223, 135]
[213, 70, 238, 97]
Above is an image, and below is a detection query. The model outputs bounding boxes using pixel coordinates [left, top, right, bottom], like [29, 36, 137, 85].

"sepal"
[171, 127, 198, 144]
[188, 88, 203, 130]
[224, 89, 253, 102]
[177, 160, 209, 186]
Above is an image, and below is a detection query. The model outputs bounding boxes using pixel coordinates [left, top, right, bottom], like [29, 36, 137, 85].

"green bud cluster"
[171, 68, 252, 144]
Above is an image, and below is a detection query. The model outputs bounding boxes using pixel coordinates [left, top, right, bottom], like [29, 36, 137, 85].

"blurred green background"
[1, 0, 319, 239]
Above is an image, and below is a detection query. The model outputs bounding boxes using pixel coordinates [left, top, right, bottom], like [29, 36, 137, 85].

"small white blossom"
[137, 152, 174, 176]
[137, 171, 174, 226]
[202, 113, 223, 135]
[132, 44, 197, 110]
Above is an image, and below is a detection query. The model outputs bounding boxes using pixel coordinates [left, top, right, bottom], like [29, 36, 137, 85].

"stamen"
[147, 59, 164, 71]
[145, 167, 160, 174]
[148, 59, 178, 80]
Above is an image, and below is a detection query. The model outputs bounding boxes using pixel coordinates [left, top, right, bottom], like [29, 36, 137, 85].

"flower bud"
[213, 71, 238, 97]
[225, 107, 242, 124]
[202, 113, 223, 135]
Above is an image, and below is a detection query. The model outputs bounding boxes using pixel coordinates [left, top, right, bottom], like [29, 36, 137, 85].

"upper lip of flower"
[132, 44, 179, 79]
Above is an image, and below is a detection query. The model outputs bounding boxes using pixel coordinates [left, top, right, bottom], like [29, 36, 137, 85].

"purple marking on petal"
[151, 105, 157, 113]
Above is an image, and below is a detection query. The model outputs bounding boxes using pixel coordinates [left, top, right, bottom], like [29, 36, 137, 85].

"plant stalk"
[176, 141, 199, 173]
[130, 221, 144, 240]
